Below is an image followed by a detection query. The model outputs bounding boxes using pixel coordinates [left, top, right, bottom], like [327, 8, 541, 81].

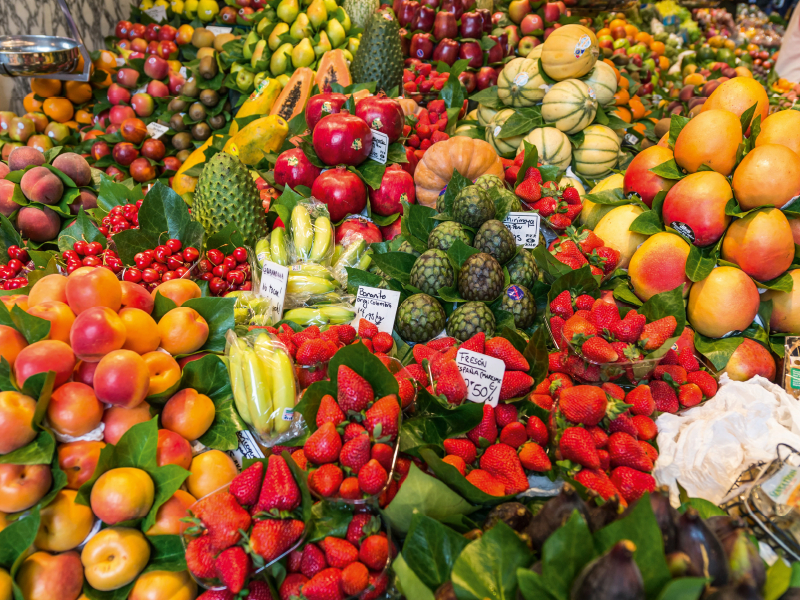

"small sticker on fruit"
[352, 139, 362, 151]
[371, 118, 383, 130]
[574, 34, 591, 59]
[322, 101, 333, 114]
[287, 156, 299, 167]
[671, 221, 696, 243]
[513, 73, 529, 87]
[494, 125, 502, 137]
[506, 285, 525, 301]
[400, 193, 408, 202]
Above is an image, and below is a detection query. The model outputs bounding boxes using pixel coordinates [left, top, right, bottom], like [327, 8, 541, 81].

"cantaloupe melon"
[498, 57, 547, 107]
[541, 79, 597, 134]
[573, 124, 620, 178]
[540, 24, 599, 81]
[516, 127, 572, 172]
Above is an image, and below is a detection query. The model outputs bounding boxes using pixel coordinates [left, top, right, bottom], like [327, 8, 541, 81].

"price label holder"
[259, 261, 289, 324]
[504, 212, 541, 249]
[224, 431, 265, 471]
[143, 5, 167, 22]
[368, 130, 389, 164]
[146, 122, 170, 140]
[207, 26, 232, 36]
[353, 286, 400, 334]
[456, 348, 505, 407]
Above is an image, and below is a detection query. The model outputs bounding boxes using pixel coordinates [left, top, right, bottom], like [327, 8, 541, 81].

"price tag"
[259, 261, 289, 323]
[456, 348, 505, 407]
[144, 5, 167, 22]
[180, 66, 188, 79]
[367, 129, 389, 164]
[115, 57, 125, 67]
[622, 133, 638, 147]
[207, 26, 233, 36]
[146, 122, 170, 140]
[224, 431, 265, 471]
[353, 286, 400, 334]
[503, 212, 541, 248]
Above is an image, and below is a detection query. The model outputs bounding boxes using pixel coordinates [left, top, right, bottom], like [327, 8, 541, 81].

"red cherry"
[175, 266, 189, 277]
[73, 241, 88, 255]
[16, 249, 28, 262]
[82, 256, 102, 267]
[226, 270, 245, 285]
[85, 242, 103, 256]
[134, 252, 152, 268]
[207, 249, 224, 265]
[142, 268, 160, 283]
[152, 263, 168, 275]
[212, 264, 229, 278]
[240, 281, 252, 291]
[232, 247, 248, 263]
[223, 255, 237, 270]
[162, 271, 178, 281]
[123, 268, 143, 283]
[7, 245, 19, 259]
[199, 272, 214, 281]
[209, 277, 229, 295]
[154, 245, 171, 263]
[166, 256, 184, 271]
[166, 239, 182, 253]
[183, 247, 200, 262]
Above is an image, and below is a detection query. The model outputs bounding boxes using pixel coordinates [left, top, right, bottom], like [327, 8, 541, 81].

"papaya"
[223, 115, 290, 166]
[230, 79, 282, 135]
[315, 49, 352, 91]
[270, 67, 314, 122]
[171, 136, 217, 196]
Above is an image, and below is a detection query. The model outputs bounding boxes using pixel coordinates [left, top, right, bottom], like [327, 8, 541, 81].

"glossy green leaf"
[668, 114, 690, 147]
[685, 237, 722, 283]
[143, 464, 191, 531]
[10, 304, 50, 344]
[764, 559, 793, 600]
[137, 181, 204, 251]
[403, 513, 468, 590]
[0, 507, 40, 571]
[305, 500, 354, 542]
[517, 569, 556, 600]
[144, 535, 187, 572]
[649, 159, 685, 180]
[541, 511, 595, 600]
[655, 578, 706, 600]
[394, 554, 436, 600]
[369, 252, 417, 285]
[629, 210, 664, 236]
[694, 333, 743, 371]
[58, 209, 107, 252]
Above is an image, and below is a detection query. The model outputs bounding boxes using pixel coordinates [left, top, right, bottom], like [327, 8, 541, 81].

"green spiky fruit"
[396, 293, 446, 343]
[498, 188, 523, 213]
[410, 249, 454, 296]
[351, 8, 403, 94]
[428, 221, 474, 252]
[192, 152, 268, 247]
[458, 252, 504, 301]
[398, 240, 421, 257]
[342, 0, 378, 29]
[474, 220, 516, 264]
[452, 185, 496, 229]
[507, 248, 538, 289]
[446, 301, 496, 341]
[473, 174, 506, 192]
[501, 284, 536, 329]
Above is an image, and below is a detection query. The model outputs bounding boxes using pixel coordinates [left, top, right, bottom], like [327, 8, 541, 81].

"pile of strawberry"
[548, 228, 620, 278]
[402, 61, 449, 100]
[184, 455, 306, 594]
[404, 99, 451, 163]
[280, 512, 394, 600]
[514, 170, 583, 231]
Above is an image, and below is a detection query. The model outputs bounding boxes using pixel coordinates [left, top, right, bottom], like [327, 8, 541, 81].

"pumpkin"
[540, 24, 599, 81]
[498, 57, 547, 107]
[573, 124, 621, 178]
[516, 127, 572, 172]
[485, 109, 525, 157]
[541, 79, 598, 135]
[477, 103, 498, 126]
[584, 61, 618, 106]
[414, 137, 504, 207]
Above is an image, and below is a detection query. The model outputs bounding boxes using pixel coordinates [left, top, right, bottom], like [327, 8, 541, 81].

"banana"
[282, 307, 326, 326]
[289, 263, 335, 280]
[333, 238, 367, 270]
[319, 305, 356, 324]
[309, 216, 332, 262]
[291, 205, 314, 260]
[257, 332, 297, 435]
[270, 228, 288, 266]
[330, 244, 343, 266]
[286, 274, 336, 295]
[242, 345, 273, 437]
[255, 237, 272, 269]
[227, 337, 252, 426]
[356, 252, 372, 271]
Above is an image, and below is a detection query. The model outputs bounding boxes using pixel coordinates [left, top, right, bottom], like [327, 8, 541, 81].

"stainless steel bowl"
[0, 35, 81, 77]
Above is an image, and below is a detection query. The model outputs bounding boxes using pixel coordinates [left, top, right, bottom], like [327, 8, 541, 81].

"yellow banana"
[320, 305, 356, 324]
[290, 263, 335, 280]
[309, 216, 332, 262]
[242, 345, 273, 437]
[270, 228, 288, 266]
[227, 337, 252, 426]
[257, 333, 297, 435]
[291, 205, 313, 260]
[282, 307, 326, 326]
[255, 237, 272, 269]
[287, 275, 336, 295]
[333, 238, 366, 270]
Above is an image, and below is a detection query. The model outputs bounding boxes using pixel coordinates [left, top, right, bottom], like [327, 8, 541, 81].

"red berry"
[124, 268, 143, 283]
[85, 242, 103, 256]
[210, 277, 229, 295]
[162, 271, 178, 281]
[167, 256, 184, 271]
[142, 268, 160, 283]
[82, 256, 101, 267]
[233, 247, 248, 263]
[154, 246, 171, 263]
[226, 270, 245, 285]
[213, 264, 229, 278]
[134, 252, 152, 268]
[73, 241, 88, 255]
[183, 247, 200, 262]
[166, 238, 182, 253]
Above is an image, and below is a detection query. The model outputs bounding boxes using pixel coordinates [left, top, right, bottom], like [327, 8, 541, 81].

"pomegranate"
[355, 94, 405, 143]
[305, 92, 348, 132]
[369, 164, 415, 216]
[312, 113, 373, 166]
[310, 167, 368, 222]
[380, 218, 402, 241]
[335, 216, 382, 244]
[274, 148, 321, 190]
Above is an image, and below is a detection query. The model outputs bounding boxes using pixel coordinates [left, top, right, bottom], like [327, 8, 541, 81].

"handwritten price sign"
[258, 261, 289, 323]
[353, 286, 400, 334]
[456, 348, 505, 407]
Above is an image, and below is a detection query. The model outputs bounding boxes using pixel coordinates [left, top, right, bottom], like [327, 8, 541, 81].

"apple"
[116, 68, 140, 89]
[460, 11, 484, 38]
[158, 25, 177, 41]
[476, 66, 499, 90]
[115, 20, 133, 39]
[459, 41, 483, 69]
[517, 35, 539, 56]
[109, 105, 136, 126]
[107, 83, 131, 106]
[412, 6, 436, 32]
[410, 33, 434, 60]
[398, 0, 420, 27]
[458, 70, 477, 93]
[157, 41, 178, 60]
[521, 13, 544, 34]
[507, 0, 531, 23]
[433, 39, 460, 66]
[112, 142, 139, 167]
[131, 93, 155, 117]
[486, 34, 504, 63]
[433, 11, 458, 39]
[168, 72, 185, 95]
[141, 139, 166, 161]
[144, 23, 161, 42]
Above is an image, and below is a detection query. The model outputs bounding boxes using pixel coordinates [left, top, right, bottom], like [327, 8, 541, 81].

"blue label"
[506, 285, 525, 301]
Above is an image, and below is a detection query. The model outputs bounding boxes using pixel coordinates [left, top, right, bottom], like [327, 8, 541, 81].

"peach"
[622, 145, 676, 208]
[47, 382, 104, 437]
[788, 215, 800, 246]
[142, 351, 182, 396]
[74, 359, 98, 386]
[14, 339, 75, 388]
[65, 266, 122, 314]
[94, 349, 150, 408]
[145, 489, 196, 536]
[121, 280, 155, 314]
[674, 109, 741, 176]
[156, 429, 192, 469]
[163, 387, 215, 441]
[1, 295, 28, 312]
[688, 266, 760, 338]
[52, 152, 92, 187]
[35, 489, 95, 552]
[151, 279, 202, 307]
[58, 440, 106, 489]
[26, 300, 75, 344]
[102, 402, 152, 445]
[119, 307, 161, 354]
[721, 208, 794, 282]
[129, 570, 197, 600]
[17, 551, 83, 600]
[18, 206, 60, 242]
[186, 450, 237, 498]
[90, 467, 155, 525]
[70, 306, 126, 362]
[177, 352, 209, 368]
[756, 109, 800, 154]
[662, 171, 732, 247]
[0, 181, 20, 218]
[763, 270, 800, 333]
[81, 527, 151, 591]
[628, 232, 692, 301]
[20, 167, 63, 205]
[68, 189, 98, 215]
[0, 325, 27, 369]
[28, 274, 68, 307]
[722, 338, 776, 382]
[7, 146, 45, 171]
[158, 307, 209, 355]
[0, 391, 37, 454]
[0, 463, 52, 512]
[732, 144, 800, 211]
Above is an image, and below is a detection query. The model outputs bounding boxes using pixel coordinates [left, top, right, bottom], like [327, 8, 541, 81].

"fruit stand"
[3, 0, 800, 599]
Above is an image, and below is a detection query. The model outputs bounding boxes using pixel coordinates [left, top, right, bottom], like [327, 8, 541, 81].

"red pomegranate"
[355, 93, 405, 143]
[369, 164, 415, 216]
[310, 167, 368, 223]
[335, 216, 382, 244]
[380, 218, 402, 241]
[312, 113, 373, 166]
[305, 92, 348, 132]
[274, 148, 321, 190]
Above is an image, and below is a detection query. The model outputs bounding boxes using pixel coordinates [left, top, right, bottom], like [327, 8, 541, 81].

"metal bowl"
[0, 35, 80, 77]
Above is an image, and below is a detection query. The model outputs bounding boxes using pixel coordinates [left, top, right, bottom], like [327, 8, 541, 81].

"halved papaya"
[315, 50, 352, 92]
[270, 67, 314, 123]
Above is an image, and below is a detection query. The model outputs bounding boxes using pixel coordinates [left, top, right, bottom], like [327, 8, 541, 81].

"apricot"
[73, 360, 98, 386]
[129, 570, 197, 600]
[163, 387, 215, 441]
[70, 306, 126, 362]
[28, 273, 68, 307]
[47, 382, 104, 437]
[662, 171, 732, 247]
[0, 181, 20, 218]
[65, 266, 122, 314]
[158, 307, 209, 355]
[119, 307, 161, 354]
[145, 490, 196, 536]
[156, 429, 192, 470]
[14, 339, 75, 388]
[622, 145, 676, 207]
[121, 280, 155, 314]
[152, 279, 202, 307]
[0, 569, 10, 600]
[58, 440, 106, 489]
[788, 215, 800, 246]
[628, 232, 692, 301]
[20, 167, 63, 205]
[763, 270, 800, 333]
[702, 76, 769, 125]
[732, 144, 800, 211]
[0, 463, 52, 512]
[94, 349, 150, 408]
[688, 266, 760, 338]
[186, 450, 237, 498]
[721, 208, 794, 282]
[90, 467, 155, 525]
[1, 295, 28, 312]
[26, 300, 75, 344]
[17, 551, 83, 600]
[756, 110, 800, 154]
[52, 152, 92, 187]
[142, 351, 182, 396]
[722, 338, 776, 382]
[35, 490, 95, 552]
[7, 146, 45, 171]
[674, 109, 741, 176]
[102, 402, 152, 445]
[0, 325, 27, 370]
[0, 391, 37, 455]
[81, 527, 150, 591]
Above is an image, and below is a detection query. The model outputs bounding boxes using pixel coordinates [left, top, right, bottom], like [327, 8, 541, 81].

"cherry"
[134, 252, 152, 268]
[74, 241, 88, 255]
[167, 256, 184, 271]
[85, 242, 104, 256]
[183, 247, 200, 262]
[198, 259, 212, 273]
[7, 259, 22, 274]
[226, 270, 245, 285]
[166, 239, 182, 253]
[199, 272, 214, 281]
[223, 255, 238, 270]
[162, 271, 178, 281]
[175, 266, 189, 277]
[82, 256, 102, 267]
[232, 247, 248, 263]
[212, 264, 229, 278]
[123, 268, 143, 283]
[209, 277, 229, 295]
[152, 263, 168, 275]
[154, 245, 171, 263]
[142, 268, 160, 283]
[207, 249, 224, 266]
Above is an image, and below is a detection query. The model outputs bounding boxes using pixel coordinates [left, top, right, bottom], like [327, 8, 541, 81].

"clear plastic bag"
[254, 228, 289, 269]
[287, 199, 334, 266]
[330, 231, 371, 287]
[282, 302, 357, 328]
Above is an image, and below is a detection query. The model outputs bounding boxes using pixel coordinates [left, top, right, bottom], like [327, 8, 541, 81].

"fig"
[524, 484, 590, 552]
[675, 508, 730, 587]
[484, 502, 532, 532]
[435, 581, 457, 600]
[570, 540, 644, 600]
[587, 494, 622, 532]
[707, 517, 765, 590]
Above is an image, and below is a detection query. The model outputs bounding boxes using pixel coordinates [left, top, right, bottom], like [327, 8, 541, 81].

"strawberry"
[364, 395, 401, 442]
[660, 348, 679, 365]
[186, 534, 216, 579]
[291, 449, 307, 470]
[485, 337, 529, 371]
[316, 394, 346, 428]
[250, 519, 305, 563]
[302, 568, 343, 600]
[332, 324, 357, 345]
[559, 385, 608, 426]
[500, 371, 534, 400]
[549, 213, 573, 229]
[505, 165, 521, 186]
[640, 440, 659, 463]
[592, 246, 620, 275]
[549, 290, 574, 320]
[562, 315, 597, 343]
[632, 415, 658, 441]
[569, 229, 604, 255]
[278, 333, 297, 358]
[519, 442, 551, 472]
[197, 590, 234, 600]
[499, 422, 528, 448]
[253, 455, 301, 514]
[395, 375, 416, 408]
[443, 454, 467, 475]
[443, 438, 477, 464]
[347, 514, 380, 546]
[358, 459, 389, 495]
[516, 178, 542, 203]
[244, 581, 274, 600]
[687, 371, 718, 398]
[427, 336, 458, 351]
[358, 320, 378, 339]
[404, 363, 428, 384]
[279, 574, 308, 600]
[309, 463, 343, 497]
[575, 468, 621, 502]
[431, 347, 459, 378]
[341, 561, 370, 596]
[678, 383, 703, 408]
[549, 238, 584, 261]
[340, 433, 371, 474]
[337, 365, 374, 413]
[559, 427, 600, 469]
[650, 380, 679, 413]
[611, 314, 645, 343]
[361, 571, 390, 600]
[480, 443, 529, 494]
[532, 197, 557, 217]
[627, 385, 655, 416]
[589, 298, 620, 329]
[292, 326, 320, 346]
[574, 294, 595, 311]
[339, 477, 361, 500]
[601, 382, 625, 400]
[371, 443, 394, 472]
[654, 365, 688, 384]
[230, 462, 263, 508]
[413, 343, 439, 365]
[574, 310, 591, 321]
[320, 328, 341, 347]
[304, 422, 343, 465]
[638, 316, 678, 351]
[301, 543, 327, 578]
[279, 324, 294, 335]
[467, 404, 498, 447]
[530, 394, 554, 411]
[359, 534, 390, 571]
[494, 402, 518, 428]
[607, 412, 638, 437]
[587, 426, 608, 449]
[296, 339, 336, 366]
[526, 415, 549, 445]
[299, 364, 328, 388]
[289, 549, 303, 573]
[194, 491, 251, 551]
[524, 166, 543, 183]
[343, 422, 366, 442]
[214, 546, 249, 594]
[561, 186, 581, 205]
[320, 536, 358, 569]
[549, 372, 574, 399]
[549, 351, 569, 372]
[460, 331, 485, 353]
[611, 466, 656, 503]
[598, 448, 611, 471]
[581, 337, 619, 363]
[608, 432, 653, 472]
[678, 347, 700, 372]
[371, 332, 393, 353]
[466, 469, 506, 496]
[436, 361, 468, 405]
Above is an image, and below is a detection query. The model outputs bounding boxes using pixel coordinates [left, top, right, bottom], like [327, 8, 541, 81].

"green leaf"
[420, 448, 516, 506]
[305, 500, 354, 543]
[57, 208, 107, 252]
[516, 142, 540, 188]
[182, 296, 236, 354]
[143, 463, 191, 532]
[755, 271, 795, 292]
[582, 188, 629, 206]
[0, 214, 23, 261]
[499, 107, 544, 138]
[638, 286, 686, 357]
[75, 442, 116, 505]
[685, 237, 722, 283]
[327, 342, 399, 398]
[115, 417, 158, 470]
[82, 580, 135, 600]
[137, 181, 205, 252]
[447, 239, 479, 270]
[113, 228, 160, 266]
[649, 159, 686, 180]
[629, 210, 664, 236]
[655, 578, 707, 600]
[525, 326, 550, 386]
[517, 569, 556, 600]
[740, 102, 758, 133]
[205, 221, 246, 253]
[548, 265, 600, 304]
[0, 507, 40, 571]
[668, 114, 691, 148]
[403, 513, 469, 590]
[764, 559, 793, 600]
[451, 522, 533, 600]
[441, 169, 473, 216]
[404, 202, 438, 242]
[678, 497, 726, 518]
[468, 86, 501, 110]
[393, 554, 436, 600]
[694, 333, 743, 371]
[145, 535, 187, 572]
[353, 160, 386, 191]
[531, 245, 572, 281]
[10, 304, 50, 344]
[541, 511, 595, 600]
[369, 252, 417, 285]
[96, 174, 143, 211]
[0, 431, 54, 465]
[151, 292, 178, 322]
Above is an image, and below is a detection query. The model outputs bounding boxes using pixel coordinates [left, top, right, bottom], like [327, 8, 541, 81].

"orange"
[71, 54, 85, 75]
[617, 75, 629, 89]
[650, 41, 665, 56]
[629, 97, 646, 120]
[609, 18, 626, 30]
[30, 79, 61, 98]
[612, 106, 631, 123]
[614, 88, 630, 106]
[75, 109, 93, 125]
[95, 69, 113, 88]
[43, 98, 74, 124]
[683, 73, 704, 86]
[635, 31, 651, 44]
[23, 93, 43, 113]
[63, 120, 79, 130]
[597, 27, 610, 37]
[93, 51, 118, 73]
[658, 56, 670, 70]
[64, 82, 92, 105]
[624, 24, 638, 36]
[632, 122, 646, 135]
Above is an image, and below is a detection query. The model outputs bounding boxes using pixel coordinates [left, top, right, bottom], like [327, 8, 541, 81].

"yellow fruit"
[197, 0, 219, 20]
[184, 0, 199, 18]
[171, 0, 185, 12]
[140, 0, 154, 7]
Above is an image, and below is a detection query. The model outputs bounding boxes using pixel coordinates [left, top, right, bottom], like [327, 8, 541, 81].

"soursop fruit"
[428, 221, 473, 252]
[351, 7, 403, 94]
[473, 174, 506, 192]
[396, 293, 446, 343]
[498, 188, 522, 213]
[501, 284, 536, 329]
[192, 152, 268, 248]
[398, 240, 421, 257]
[410, 249, 455, 296]
[507, 248, 538, 289]
[452, 186, 496, 229]
[458, 252, 504, 301]
[474, 220, 515, 264]
[342, 0, 378, 29]
[446, 301, 496, 341]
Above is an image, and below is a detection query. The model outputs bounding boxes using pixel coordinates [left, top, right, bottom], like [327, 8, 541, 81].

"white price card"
[456, 348, 505, 407]
[259, 261, 289, 323]
[144, 5, 167, 22]
[504, 212, 541, 249]
[353, 286, 400, 334]
[146, 122, 170, 140]
[367, 129, 390, 164]
[207, 26, 232, 36]
[224, 431, 265, 471]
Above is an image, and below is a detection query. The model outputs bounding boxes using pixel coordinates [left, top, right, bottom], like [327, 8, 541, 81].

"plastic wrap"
[288, 200, 335, 266]
[282, 302, 357, 328]
[330, 231, 371, 287]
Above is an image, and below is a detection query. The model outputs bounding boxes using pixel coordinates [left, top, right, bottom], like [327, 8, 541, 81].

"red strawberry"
[611, 314, 645, 343]
[361, 570, 390, 600]
[519, 442, 551, 472]
[339, 477, 361, 499]
[358, 320, 378, 339]
[443, 455, 467, 475]
[301, 543, 327, 578]
[194, 491, 251, 551]
[320, 328, 341, 346]
[443, 438, 477, 464]
[359, 534, 390, 571]
[427, 336, 458, 351]
[413, 343, 439, 365]
[574, 294, 595, 311]
[436, 361, 467, 405]
[460, 332, 485, 353]
[678, 383, 703, 408]
[230, 462, 263, 508]
[305, 422, 343, 465]
[549, 213, 573, 229]
[638, 316, 678, 351]
[480, 443, 529, 494]
[593, 246, 620, 275]
[632, 415, 657, 441]
[245, 580, 275, 600]
[549, 351, 569, 372]
[430, 347, 459, 378]
[549, 290, 574, 320]
[654, 365, 688, 384]
[343, 422, 366, 442]
[516, 178, 542, 203]
[337, 366, 374, 413]
[549, 372, 574, 399]
[292, 326, 320, 346]
[320, 536, 358, 569]
[549, 316, 566, 345]
[581, 337, 619, 363]
[598, 449, 610, 471]
[499, 422, 528, 448]
[526, 415, 549, 445]
[532, 197, 557, 217]
[340, 433, 371, 474]
[589, 299, 620, 329]
[316, 394, 346, 428]
[250, 519, 305, 563]
[347, 514, 380, 546]
[660, 348, 679, 365]
[535, 376, 552, 394]
[296, 339, 335, 366]
[302, 568, 343, 600]
[360, 339, 374, 354]
[197, 590, 234, 600]
[341, 562, 370, 596]
[561, 186, 581, 205]
[467, 404, 498, 447]
[358, 459, 389, 495]
[494, 402, 518, 428]
[640, 440, 659, 463]
[333, 324, 357, 344]
[253, 455, 301, 514]
[395, 375, 416, 409]
[214, 546, 250, 594]
[500, 371, 534, 400]
[364, 395, 401, 442]
[601, 382, 625, 400]
[559, 385, 608, 426]
[291, 449, 307, 470]
[186, 535, 216, 579]
[404, 363, 427, 384]
[278, 333, 297, 358]
[627, 385, 655, 416]
[559, 427, 600, 469]
[608, 432, 653, 472]
[309, 464, 344, 497]
[587, 425, 608, 449]
[279, 574, 308, 600]
[607, 412, 638, 437]
[372, 332, 393, 353]
[575, 468, 621, 502]
[371, 443, 394, 472]
[677, 347, 700, 372]
[289, 548, 303, 573]
[562, 315, 597, 343]
[466, 469, 506, 496]
[299, 364, 328, 388]
[687, 370, 718, 398]
[485, 337, 529, 371]
[611, 466, 656, 503]
[650, 380, 679, 413]
[524, 166, 542, 183]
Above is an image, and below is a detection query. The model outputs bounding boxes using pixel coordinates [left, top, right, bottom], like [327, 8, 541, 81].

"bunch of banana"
[330, 238, 370, 285]
[255, 229, 289, 270]
[291, 205, 332, 263]
[227, 290, 273, 326]
[282, 305, 356, 327]
[286, 274, 336, 295]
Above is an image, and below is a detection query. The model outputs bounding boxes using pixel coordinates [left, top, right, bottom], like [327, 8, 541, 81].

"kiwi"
[192, 122, 212, 141]
[208, 114, 227, 130]
[191, 28, 215, 48]
[182, 78, 199, 98]
[169, 113, 186, 132]
[198, 55, 218, 80]
[168, 98, 189, 113]
[654, 118, 671, 139]
[188, 102, 207, 122]
[171, 132, 193, 150]
[199, 89, 219, 107]
[176, 149, 192, 162]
